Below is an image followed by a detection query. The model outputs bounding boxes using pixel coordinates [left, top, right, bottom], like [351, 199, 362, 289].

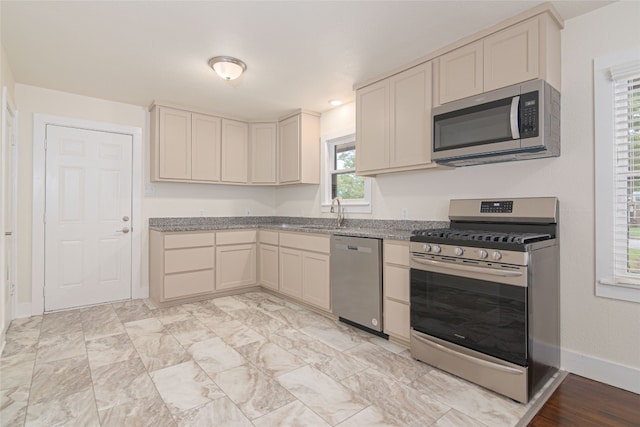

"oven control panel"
[409, 242, 528, 266]
[480, 200, 513, 213]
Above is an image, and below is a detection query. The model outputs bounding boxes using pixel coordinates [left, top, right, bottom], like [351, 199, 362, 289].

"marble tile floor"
[0, 291, 554, 427]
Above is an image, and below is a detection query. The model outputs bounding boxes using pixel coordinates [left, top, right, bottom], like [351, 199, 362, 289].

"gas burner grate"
[412, 228, 551, 245]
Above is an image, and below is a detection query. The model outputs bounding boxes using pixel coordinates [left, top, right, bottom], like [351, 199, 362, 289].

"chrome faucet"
[330, 197, 344, 228]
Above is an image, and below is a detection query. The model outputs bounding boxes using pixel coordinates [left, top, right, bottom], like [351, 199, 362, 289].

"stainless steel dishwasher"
[331, 235, 385, 336]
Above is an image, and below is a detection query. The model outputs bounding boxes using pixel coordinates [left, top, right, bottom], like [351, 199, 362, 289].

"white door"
[45, 125, 133, 311]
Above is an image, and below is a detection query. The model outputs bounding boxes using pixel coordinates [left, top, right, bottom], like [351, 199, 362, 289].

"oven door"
[410, 258, 528, 366]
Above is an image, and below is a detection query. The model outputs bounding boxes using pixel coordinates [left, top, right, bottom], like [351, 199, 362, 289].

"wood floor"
[528, 374, 640, 427]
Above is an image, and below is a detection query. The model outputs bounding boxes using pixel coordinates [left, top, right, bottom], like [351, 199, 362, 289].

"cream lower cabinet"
[215, 230, 257, 291]
[278, 232, 331, 310]
[258, 230, 279, 291]
[149, 230, 216, 303]
[383, 240, 411, 342]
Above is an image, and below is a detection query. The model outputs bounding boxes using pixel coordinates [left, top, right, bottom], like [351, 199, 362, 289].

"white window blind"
[612, 68, 640, 286]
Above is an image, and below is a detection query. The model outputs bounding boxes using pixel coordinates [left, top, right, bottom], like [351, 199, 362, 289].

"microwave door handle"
[510, 96, 521, 140]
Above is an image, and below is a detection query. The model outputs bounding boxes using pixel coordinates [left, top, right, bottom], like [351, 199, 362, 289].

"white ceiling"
[1, 1, 613, 120]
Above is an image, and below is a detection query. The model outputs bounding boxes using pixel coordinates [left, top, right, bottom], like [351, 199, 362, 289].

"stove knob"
[432, 245, 442, 254]
[422, 244, 431, 252]
[492, 251, 502, 261]
[479, 249, 488, 259]
[454, 247, 464, 256]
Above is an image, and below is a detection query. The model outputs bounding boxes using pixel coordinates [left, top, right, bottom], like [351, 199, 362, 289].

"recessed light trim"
[329, 99, 343, 106]
[208, 56, 247, 81]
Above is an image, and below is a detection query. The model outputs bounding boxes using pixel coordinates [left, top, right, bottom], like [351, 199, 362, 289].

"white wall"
[275, 1, 640, 391]
[14, 84, 276, 306]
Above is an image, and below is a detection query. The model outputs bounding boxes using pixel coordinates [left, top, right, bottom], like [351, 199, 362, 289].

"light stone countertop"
[148, 216, 448, 241]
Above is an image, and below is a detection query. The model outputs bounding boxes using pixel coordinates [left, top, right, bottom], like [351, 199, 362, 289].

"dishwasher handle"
[334, 243, 373, 254]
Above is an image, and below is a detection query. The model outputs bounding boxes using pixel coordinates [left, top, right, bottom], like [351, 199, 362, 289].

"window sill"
[596, 279, 640, 303]
[321, 202, 371, 214]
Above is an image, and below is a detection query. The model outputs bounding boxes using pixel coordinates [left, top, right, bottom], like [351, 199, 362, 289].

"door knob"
[117, 227, 130, 234]
[122, 216, 130, 222]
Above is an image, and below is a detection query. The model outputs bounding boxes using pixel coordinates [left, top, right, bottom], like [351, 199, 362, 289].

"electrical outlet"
[199, 209, 205, 217]
[144, 184, 155, 196]
[245, 207, 251, 216]
[402, 208, 408, 219]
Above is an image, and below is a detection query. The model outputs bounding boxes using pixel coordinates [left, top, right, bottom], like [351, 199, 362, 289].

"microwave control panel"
[520, 91, 539, 138]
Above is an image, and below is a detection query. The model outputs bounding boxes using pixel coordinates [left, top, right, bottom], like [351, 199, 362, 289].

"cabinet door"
[221, 119, 249, 183]
[356, 79, 389, 173]
[216, 244, 256, 290]
[258, 243, 279, 291]
[384, 299, 410, 340]
[159, 107, 192, 180]
[483, 18, 539, 91]
[438, 41, 483, 104]
[192, 113, 221, 182]
[301, 252, 330, 311]
[251, 123, 277, 184]
[278, 115, 300, 183]
[389, 62, 432, 168]
[279, 247, 302, 298]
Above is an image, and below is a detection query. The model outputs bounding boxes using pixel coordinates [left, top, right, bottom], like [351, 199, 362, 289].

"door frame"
[32, 114, 143, 314]
[1, 87, 18, 331]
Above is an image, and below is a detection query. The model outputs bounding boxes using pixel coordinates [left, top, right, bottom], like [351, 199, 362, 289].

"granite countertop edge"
[148, 216, 448, 241]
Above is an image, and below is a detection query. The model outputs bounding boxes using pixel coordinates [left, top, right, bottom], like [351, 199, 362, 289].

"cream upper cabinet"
[356, 62, 435, 175]
[192, 113, 221, 182]
[156, 107, 192, 180]
[437, 41, 483, 105]
[356, 79, 389, 173]
[151, 105, 221, 183]
[389, 62, 433, 168]
[435, 14, 560, 105]
[250, 123, 277, 184]
[278, 111, 320, 184]
[221, 119, 249, 183]
[483, 17, 539, 91]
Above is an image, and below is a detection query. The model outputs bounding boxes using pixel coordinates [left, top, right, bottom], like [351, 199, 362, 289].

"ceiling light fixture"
[329, 99, 343, 107]
[208, 56, 247, 81]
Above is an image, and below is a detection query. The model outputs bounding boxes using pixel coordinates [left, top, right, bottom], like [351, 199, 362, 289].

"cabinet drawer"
[279, 232, 330, 253]
[384, 265, 410, 303]
[216, 230, 257, 245]
[384, 240, 410, 266]
[165, 247, 214, 274]
[164, 232, 214, 249]
[259, 230, 279, 245]
[384, 299, 410, 340]
[164, 269, 214, 300]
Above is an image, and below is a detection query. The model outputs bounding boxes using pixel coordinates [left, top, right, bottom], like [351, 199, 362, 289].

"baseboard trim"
[132, 285, 149, 300]
[562, 348, 640, 394]
[15, 303, 33, 319]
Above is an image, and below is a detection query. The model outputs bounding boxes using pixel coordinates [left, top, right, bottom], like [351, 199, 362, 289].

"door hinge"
[44, 139, 47, 150]
[43, 213, 46, 224]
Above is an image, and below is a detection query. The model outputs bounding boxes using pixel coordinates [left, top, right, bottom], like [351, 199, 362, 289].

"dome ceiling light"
[208, 56, 247, 81]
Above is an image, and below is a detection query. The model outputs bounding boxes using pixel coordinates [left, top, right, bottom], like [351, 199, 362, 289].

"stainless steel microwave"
[432, 79, 560, 167]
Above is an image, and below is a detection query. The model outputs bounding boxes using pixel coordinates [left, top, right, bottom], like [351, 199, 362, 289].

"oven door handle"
[411, 257, 523, 277]
[412, 333, 524, 375]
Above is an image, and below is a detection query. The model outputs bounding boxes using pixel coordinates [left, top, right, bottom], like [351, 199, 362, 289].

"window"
[322, 133, 371, 213]
[595, 49, 640, 303]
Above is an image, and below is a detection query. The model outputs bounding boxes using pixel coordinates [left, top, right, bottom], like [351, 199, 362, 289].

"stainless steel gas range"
[409, 197, 560, 403]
